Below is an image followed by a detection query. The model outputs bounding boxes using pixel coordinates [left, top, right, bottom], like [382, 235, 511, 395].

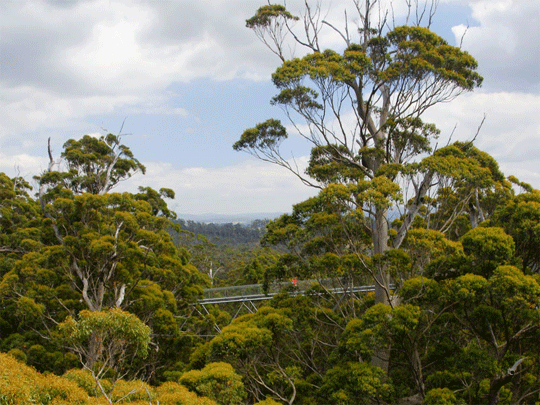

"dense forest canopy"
[1, 1, 540, 405]
[175, 219, 270, 246]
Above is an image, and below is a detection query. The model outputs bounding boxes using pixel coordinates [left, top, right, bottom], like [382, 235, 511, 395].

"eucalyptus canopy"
[31, 134, 196, 312]
[235, 1, 486, 304]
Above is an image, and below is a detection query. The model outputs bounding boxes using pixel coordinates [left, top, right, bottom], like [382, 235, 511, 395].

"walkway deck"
[193, 280, 379, 334]
[198, 280, 376, 305]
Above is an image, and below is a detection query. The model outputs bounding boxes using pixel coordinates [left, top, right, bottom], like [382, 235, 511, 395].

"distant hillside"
[174, 218, 274, 246]
[175, 212, 285, 225]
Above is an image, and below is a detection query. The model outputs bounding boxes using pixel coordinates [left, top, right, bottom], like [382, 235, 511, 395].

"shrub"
[155, 381, 217, 405]
[0, 352, 91, 404]
[422, 388, 463, 405]
[179, 362, 246, 405]
[63, 368, 112, 397]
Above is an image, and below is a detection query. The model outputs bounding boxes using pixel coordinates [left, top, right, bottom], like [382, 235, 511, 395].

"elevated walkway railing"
[198, 280, 377, 306]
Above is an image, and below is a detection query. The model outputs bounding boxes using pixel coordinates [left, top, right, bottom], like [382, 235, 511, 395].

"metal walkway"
[193, 280, 376, 333]
[198, 281, 376, 306]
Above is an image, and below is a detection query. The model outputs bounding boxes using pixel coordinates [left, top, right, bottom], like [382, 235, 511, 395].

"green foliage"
[0, 173, 42, 274]
[422, 388, 462, 405]
[438, 266, 540, 404]
[7, 348, 27, 363]
[58, 308, 151, 383]
[384, 26, 482, 89]
[60, 308, 150, 355]
[399, 276, 441, 305]
[341, 302, 424, 363]
[403, 228, 463, 275]
[155, 381, 217, 405]
[15, 296, 45, 325]
[37, 134, 145, 197]
[239, 3, 488, 320]
[241, 257, 268, 284]
[233, 119, 287, 155]
[448, 273, 488, 303]
[491, 190, 540, 272]
[418, 142, 511, 239]
[460, 227, 515, 277]
[172, 218, 282, 291]
[245, 4, 299, 29]
[63, 368, 112, 397]
[0, 134, 207, 383]
[206, 302, 341, 404]
[40, 190, 196, 311]
[253, 399, 281, 405]
[209, 317, 273, 360]
[489, 265, 540, 315]
[261, 184, 372, 290]
[266, 25, 482, 90]
[175, 219, 270, 247]
[179, 362, 246, 405]
[306, 145, 363, 184]
[319, 361, 393, 404]
[20, 133, 203, 321]
[0, 352, 92, 404]
[135, 186, 177, 219]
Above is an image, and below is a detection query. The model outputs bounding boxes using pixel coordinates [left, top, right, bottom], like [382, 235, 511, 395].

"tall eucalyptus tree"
[234, 1, 485, 305]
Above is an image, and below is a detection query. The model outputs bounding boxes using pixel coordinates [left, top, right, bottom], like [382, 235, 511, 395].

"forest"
[1, 1, 540, 405]
[174, 219, 270, 246]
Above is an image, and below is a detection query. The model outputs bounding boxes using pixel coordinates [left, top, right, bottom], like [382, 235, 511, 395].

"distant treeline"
[174, 219, 270, 245]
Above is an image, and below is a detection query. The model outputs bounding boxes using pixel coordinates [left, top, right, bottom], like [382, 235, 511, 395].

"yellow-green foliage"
[179, 362, 246, 405]
[1, 354, 221, 405]
[422, 388, 461, 405]
[404, 228, 463, 272]
[63, 369, 112, 397]
[460, 227, 515, 277]
[319, 361, 393, 404]
[61, 370, 223, 405]
[155, 382, 217, 405]
[0, 352, 91, 405]
[6, 348, 27, 363]
[109, 379, 153, 403]
[63, 369, 154, 404]
[254, 399, 282, 405]
[245, 4, 299, 29]
[59, 308, 151, 359]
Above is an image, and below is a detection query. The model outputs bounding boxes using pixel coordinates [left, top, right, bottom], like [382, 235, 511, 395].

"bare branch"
[459, 21, 469, 49]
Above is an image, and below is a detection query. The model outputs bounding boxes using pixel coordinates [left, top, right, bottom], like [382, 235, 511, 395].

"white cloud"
[449, 0, 540, 93]
[0, 0, 439, 139]
[0, 83, 140, 142]
[423, 91, 540, 189]
[0, 152, 49, 181]
[0, 0, 279, 139]
[1, 0, 539, 215]
[117, 157, 317, 215]
[0, 148, 318, 216]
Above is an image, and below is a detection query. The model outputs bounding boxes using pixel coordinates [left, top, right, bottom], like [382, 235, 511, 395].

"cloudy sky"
[1, 0, 539, 216]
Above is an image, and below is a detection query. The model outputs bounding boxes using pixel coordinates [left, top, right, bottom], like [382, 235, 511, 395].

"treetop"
[245, 4, 299, 29]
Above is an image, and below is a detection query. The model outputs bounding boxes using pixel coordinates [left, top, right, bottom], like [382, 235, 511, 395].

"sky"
[1, 0, 539, 216]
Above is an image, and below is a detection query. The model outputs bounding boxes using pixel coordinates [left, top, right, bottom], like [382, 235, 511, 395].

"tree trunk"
[411, 342, 425, 398]
[372, 206, 391, 374]
[373, 207, 390, 305]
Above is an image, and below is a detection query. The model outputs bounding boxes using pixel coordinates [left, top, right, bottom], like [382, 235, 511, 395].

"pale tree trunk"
[372, 207, 392, 374]
[373, 207, 391, 306]
[393, 172, 434, 250]
[411, 342, 425, 398]
[372, 84, 393, 307]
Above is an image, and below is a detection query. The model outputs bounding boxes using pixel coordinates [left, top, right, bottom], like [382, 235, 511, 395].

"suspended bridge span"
[192, 281, 384, 334]
[197, 282, 377, 306]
